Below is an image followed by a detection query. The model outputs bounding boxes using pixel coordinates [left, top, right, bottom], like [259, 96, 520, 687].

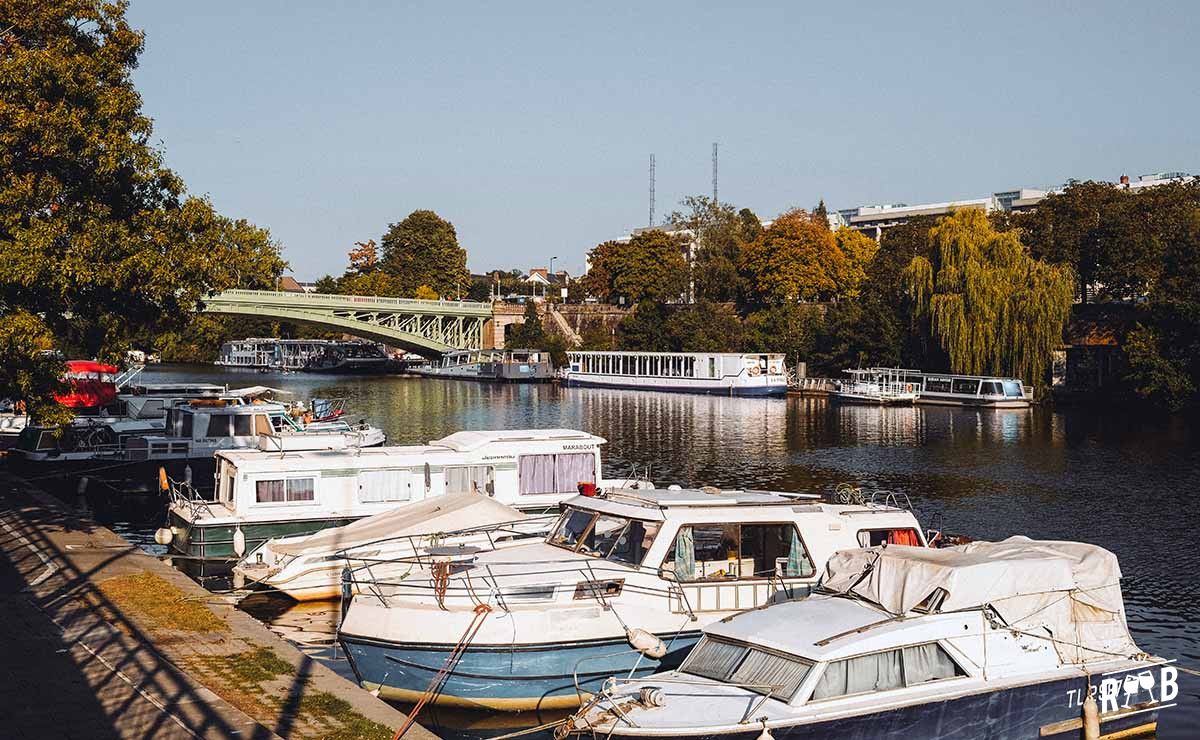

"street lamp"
[548, 256, 558, 302]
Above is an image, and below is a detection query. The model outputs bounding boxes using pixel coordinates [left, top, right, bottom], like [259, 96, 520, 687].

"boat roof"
[865, 367, 1023, 382]
[568, 351, 783, 358]
[430, 428, 605, 452]
[560, 488, 908, 522]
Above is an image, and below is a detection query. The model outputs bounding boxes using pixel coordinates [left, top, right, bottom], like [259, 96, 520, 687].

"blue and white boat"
[337, 487, 927, 711]
[563, 537, 1174, 740]
[565, 352, 788, 397]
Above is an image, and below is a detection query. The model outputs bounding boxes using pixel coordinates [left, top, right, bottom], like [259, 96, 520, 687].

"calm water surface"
[99, 365, 1200, 738]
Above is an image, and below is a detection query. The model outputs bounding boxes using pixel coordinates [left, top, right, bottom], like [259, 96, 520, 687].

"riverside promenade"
[0, 472, 437, 740]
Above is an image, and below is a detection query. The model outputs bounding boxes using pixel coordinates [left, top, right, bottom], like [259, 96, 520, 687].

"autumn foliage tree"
[740, 209, 847, 304]
[581, 230, 687, 304]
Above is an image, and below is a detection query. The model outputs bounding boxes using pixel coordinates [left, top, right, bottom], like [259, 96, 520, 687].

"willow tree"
[905, 209, 1073, 386]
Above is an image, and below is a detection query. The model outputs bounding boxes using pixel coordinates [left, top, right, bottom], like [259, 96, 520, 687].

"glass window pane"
[582, 515, 628, 557]
[902, 643, 965, 685]
[549, 509, 595, 548]
[255, 479, 286, 503]
[445, 466, 471, 494]
[518, 454, 556, 494]
[682, 638, 746, 681]
[812, 650, 903, 700]
[740, 524, 815, 579]
[607, 520, 660, 565]
[233, 414, 253, 436]
[287, 478, 315, 502]
[730, 649, 811, 700]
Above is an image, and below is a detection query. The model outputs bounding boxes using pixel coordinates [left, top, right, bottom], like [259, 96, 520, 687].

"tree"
[1123, 324, 1195, 411]
[617, 301, 670, 351]
[379, 210, 469, 297]
[740, 209, 846, 304]
[0, 2, 286, 421]
[666, 301, 743, 352]
[413, 284, 440, 300]
[813, 199, 830, 229]
[581, 231, 688, 304]
[506, 301, 546, 348]
[578, 319, 615, 350]
[668, 196, 754, 303]
[347, 239, 379, 273]
[743, 303, 825, 369]
[905, 209, 1074, 386]
[832, 227, 878, 300]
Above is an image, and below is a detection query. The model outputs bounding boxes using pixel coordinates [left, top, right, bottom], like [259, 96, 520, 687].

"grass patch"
[98, 571, 227, 633]
[221, 646, 295, 684]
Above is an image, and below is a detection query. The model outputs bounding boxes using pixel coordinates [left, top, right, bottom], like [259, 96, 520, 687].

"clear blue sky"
[127, 1, 1197, 280]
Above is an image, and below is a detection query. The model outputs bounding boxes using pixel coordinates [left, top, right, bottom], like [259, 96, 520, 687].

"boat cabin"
[875, 368, 1034, 408]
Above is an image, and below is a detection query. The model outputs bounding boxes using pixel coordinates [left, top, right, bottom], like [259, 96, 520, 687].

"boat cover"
[270, 492, 527, 557]
[821, 536, 1137, 663]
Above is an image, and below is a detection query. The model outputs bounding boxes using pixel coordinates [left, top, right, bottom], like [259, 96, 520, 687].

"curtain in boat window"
[445, 466, 494, 496]
[812, 649, 903, 699]
[555, 453, 595, 491]
[519, 454, 556, 494]
[359, 470, 410, 503]
[902, 643, 963, 685]
[254, 414, 273, 435]
[787, 528, 814, 577]
[286, 478, 315, 502]
[255, 479, 286, 503]
[673, 526, 695, 581]
[731, 649, 811, 700]
[682, 638, 745, 681]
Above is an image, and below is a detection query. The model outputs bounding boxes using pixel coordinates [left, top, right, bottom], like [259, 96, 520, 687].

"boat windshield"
[1002, 380, 1024, 398]
[546, 506, 661, 565]
[681, 636, 814, 701]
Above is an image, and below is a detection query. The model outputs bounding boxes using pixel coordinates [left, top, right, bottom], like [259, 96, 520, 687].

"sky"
[126, 1, 1198, 280]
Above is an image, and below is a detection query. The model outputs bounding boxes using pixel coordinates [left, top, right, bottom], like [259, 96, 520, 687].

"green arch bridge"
[201, 289, 494, 357]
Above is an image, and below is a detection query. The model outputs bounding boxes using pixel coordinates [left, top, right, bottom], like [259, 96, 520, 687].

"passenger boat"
[302, 341, 391, 374]
[829, 368, 918, 405]
[337, 487, 927, 711]
[168, 428, 632, 561]
[411, 349, 554, 383]
[565, 352, 788, 397]
[882, 369, 1034, 408]
[562, 537, 1173, 740]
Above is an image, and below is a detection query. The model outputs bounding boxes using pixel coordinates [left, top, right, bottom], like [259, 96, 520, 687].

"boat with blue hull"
[565, 352, 788, 397]
[563, 537, 1173, 740]
[337, 487, 928, 711]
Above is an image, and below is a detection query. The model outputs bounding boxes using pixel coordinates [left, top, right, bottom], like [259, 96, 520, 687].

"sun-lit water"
[88, 364, 1200, 738]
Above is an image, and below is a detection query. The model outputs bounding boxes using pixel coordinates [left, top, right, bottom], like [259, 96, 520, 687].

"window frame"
[253, 476, 319, 505]
[680, 636, 814, 702]
[805, 641, 968, 704]
[660, 521, 817, 582]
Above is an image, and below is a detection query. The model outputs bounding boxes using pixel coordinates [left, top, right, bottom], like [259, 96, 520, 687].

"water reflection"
[92, 366, 1200, 738]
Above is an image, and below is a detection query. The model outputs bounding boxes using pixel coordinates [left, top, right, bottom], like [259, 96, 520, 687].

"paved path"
[0, 472, 436, 739]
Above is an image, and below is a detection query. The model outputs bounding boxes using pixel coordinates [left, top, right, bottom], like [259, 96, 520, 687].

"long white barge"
[877, 369, 1034, 408]
[565, 352, 787, 397]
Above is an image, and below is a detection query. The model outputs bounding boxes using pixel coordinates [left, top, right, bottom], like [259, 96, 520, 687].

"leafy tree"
[1123, 324, 1195, 411]
[668, 196, 754, 303]
[813, 199, 830, 229]
[743, 303, 825, 369]
[506, 301, 546, 348]
[578, 319, 615, 350]
[617, 301, 670, 351]
[347, 239, 379, 273]
[413, 284, 440, 300]
[740, 209, 846, 304]
[832, 227, 878, 300]
[338, 269, 401, 297]
[905, 209, 1074, 386]
[542, 333, 570, 369]
[813, 299, 902, 373]
[666, 301, 742, 352]
[0, 1, 285, 422]
[313, 275, 340, 293]
[379, 209, 469, 297]
[582, 231, 687, 304]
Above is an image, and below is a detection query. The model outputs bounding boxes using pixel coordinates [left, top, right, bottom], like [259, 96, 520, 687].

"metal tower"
[649, 153, 656, 227]
[712, 142, 718, 203]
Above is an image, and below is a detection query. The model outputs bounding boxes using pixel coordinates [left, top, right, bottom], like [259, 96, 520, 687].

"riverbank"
[0, 471, 436, 740]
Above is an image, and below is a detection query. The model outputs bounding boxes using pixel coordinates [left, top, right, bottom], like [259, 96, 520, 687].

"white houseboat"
[337, 487, 927, 711]
[412, 349, 554, 383]
[564, 537, 1171, 740]
[829, 368, 918, 405]
[885, 369, 1034, 408]
[166, 428, 636, 561]
[565, 352, 787, 397]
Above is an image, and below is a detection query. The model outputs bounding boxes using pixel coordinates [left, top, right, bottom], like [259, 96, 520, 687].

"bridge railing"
[208, 289, 492, 313]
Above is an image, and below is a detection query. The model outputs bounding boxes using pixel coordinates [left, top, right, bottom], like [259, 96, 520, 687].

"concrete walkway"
[0, 472, 437, 740]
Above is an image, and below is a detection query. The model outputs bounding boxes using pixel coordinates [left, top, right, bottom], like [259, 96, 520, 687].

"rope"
[488, 718, 570, 740]
[392, 602, 492, 740]
[431, 560, 451, 610]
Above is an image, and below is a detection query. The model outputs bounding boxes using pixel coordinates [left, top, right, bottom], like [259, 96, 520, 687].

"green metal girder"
[201, 290, 493, 356]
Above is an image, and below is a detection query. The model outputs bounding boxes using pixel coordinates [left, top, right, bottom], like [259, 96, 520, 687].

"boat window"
[811, 649, 903, 700]
[857, 528, 922, 547]
[207, 415, 233, 438]
[222, 472, 235, 503]
[662, 523, 814, 581]
[254, 414, 273, 435]
[546, 508, 661, 564]
[981, 381, 1002, 395]
[708, 357, 717, 378]
[1003, 380, 1023, 398]
[548, 508, 594, 548]
[605, 519, 660, 565]
[180, 412, 194, 439]
[924, 378, 952, 393]
[902, 643, 965, 684]
[358, 469, 411, 503]
[233, 414, 253, 437]
[445, 465, 495, 496]
[682, 638, 813, 701]
[952, 378, 980, 395]
[579, 515, 629, 557]
[255, 477, 316, 503]
[517, 452, 595, 495]
[36, 430, 57, 451]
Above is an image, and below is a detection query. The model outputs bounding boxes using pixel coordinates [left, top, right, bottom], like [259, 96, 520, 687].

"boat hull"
[565, 377, 786, 397]
[582, 665, 1165, 740]
[340, 630, 703, 712]
[167, 511, 363, 560]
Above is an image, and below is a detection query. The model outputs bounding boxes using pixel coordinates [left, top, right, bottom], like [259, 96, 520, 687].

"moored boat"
[565, 352, 788, 397]
[336, 487, 928, 711]
[562, 537, 1173, 740]
[891, 369, 1034, 408]
[829, 368, 918, 405]
[411, 349, 555, 383]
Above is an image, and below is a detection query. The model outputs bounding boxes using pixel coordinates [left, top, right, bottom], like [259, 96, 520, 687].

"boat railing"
[833, 483, 914, 513]
[569, 676, 781, 732]
[165, 476, 217, 521]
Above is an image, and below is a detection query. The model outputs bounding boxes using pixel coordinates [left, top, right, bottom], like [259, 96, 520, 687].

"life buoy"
[906, 384, 913, 393]
[750, 366, 762, 376]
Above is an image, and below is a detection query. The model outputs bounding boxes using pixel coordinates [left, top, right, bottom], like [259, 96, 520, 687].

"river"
[88, 364, 1200, 738]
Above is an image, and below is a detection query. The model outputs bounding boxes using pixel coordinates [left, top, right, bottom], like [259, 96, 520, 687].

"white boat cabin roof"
[562, 488, 913, 524]
[215, 428, 607, 474]
[568, 351, 784, 359]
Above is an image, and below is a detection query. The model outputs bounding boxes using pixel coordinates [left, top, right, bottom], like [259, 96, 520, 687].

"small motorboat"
[562, 536, 1174, 740]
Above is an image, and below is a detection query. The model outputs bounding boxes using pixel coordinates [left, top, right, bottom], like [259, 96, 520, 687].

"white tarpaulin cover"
[270, 492, 527, 557]
[822, 536, 1138, 664]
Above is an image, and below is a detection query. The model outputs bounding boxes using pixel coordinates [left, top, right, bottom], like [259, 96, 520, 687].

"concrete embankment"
[0, 471, 437, 740]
